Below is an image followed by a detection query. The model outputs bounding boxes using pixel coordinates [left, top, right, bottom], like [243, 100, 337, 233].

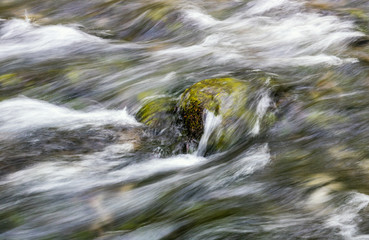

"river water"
[1, 0, 369, 239]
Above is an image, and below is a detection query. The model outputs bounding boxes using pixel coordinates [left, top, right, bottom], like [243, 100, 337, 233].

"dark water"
[1, 0, 369, 239]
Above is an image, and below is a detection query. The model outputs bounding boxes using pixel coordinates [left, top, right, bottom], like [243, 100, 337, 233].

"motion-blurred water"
[1, 0, 369, 239]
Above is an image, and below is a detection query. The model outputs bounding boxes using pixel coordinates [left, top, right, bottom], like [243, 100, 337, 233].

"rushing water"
[1, 0, 369, 239]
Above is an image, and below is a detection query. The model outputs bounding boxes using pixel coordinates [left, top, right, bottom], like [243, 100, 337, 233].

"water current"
[1, 0, 369, 239]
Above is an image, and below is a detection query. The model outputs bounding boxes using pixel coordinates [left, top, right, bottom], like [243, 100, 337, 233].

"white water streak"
[245, 0, 299, 16]
[326, 192, 369, 240]
[197, 111, 222, 156]
[0, 97, 140, 135]
[233, 143, 271, 177]
[251, 91, 272, 135]
[0, 19, 106, 60]
[1, 152, 205, 195]
[155, 0, 363, 68]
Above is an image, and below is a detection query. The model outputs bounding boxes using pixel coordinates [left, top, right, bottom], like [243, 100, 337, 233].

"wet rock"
[136, 78, 276, 154]
[179, 77, 272, 152]
[136, 96, 186, 155]
[136, 96, 177, 130]
[179, 78, 251, 139]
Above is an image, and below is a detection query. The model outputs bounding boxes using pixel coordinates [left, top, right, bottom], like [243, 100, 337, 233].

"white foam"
[325, 192, 369, 240]
[1, 153, 205, 195]
[245, 0, 299, 16]
[108, 154, 206, 182]
[233, 143, 271, 177]
[156, 1, 363, 68]
[0, 97, 140, 135]
[0, 19, 106, 60]
[200, 144, 271, 193]
[181, 7, 220, 27]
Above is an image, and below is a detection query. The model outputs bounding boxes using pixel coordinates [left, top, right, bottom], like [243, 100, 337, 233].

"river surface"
[1, 0, 369, 239]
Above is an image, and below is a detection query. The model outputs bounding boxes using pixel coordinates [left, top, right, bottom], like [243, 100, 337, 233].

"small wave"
[0, 97, 140, 136]
[0, 18, 107, 62]
[1, 151, 206, 195]
[325, 192, 369, 240]
[108, 154, 206, 182]
[245, 0, 301, 16]
[232, 143, 271, 177]
[155, 0, 363, 68]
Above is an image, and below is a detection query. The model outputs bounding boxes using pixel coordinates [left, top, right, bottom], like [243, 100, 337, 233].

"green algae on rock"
[136, 78, 276, 154]
[136, 96, 178, 130]
[179, 77, 264, 152]
[136, 95, 190, 156]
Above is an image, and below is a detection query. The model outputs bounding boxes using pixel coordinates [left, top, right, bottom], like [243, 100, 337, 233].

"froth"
[0, 19, 106, 61]
[0, 97, 140, 135]
[158, 0, 363, 68]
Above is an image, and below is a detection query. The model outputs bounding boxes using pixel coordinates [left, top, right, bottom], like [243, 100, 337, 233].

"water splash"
[196, 110, 222, 156]
[0, 0, 368, 238]
[251, 91, 272, 135]
[326, 192, 369, 240]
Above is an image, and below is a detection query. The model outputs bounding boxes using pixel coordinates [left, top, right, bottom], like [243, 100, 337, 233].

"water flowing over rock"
[1, 0, 369, 239]
[137, 77, 275, 155]
[136, 96, 177, 130]
[179, 77, 271, 154]
[179, 78, 249, 139]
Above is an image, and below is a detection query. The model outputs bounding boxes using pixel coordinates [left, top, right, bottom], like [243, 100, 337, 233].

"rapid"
[1, 0, 369, 239]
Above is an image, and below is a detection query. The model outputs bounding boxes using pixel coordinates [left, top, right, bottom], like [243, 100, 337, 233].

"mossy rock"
[136, 96, 189, 156]
[136, 96, 177, 130]
[179, 78, 261, 151]
[136, 78, 276, 154]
